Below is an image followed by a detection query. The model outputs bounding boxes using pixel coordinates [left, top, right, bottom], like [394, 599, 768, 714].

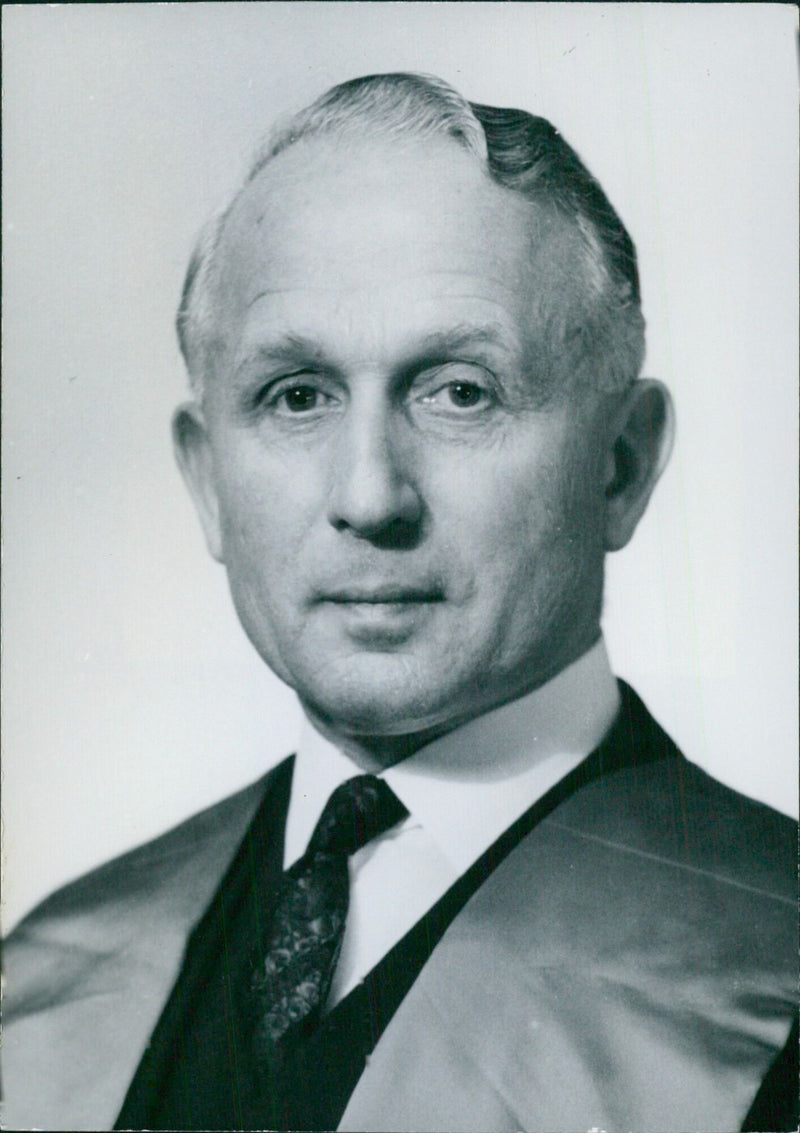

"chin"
[309, 690, 442, 739]
[296, 658, 459, 739]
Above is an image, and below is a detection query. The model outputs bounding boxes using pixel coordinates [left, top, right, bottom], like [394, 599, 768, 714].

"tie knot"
[307, 775, 407, 858]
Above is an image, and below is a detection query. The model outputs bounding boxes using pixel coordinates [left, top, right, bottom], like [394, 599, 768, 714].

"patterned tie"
[250, 774, 408, 1069]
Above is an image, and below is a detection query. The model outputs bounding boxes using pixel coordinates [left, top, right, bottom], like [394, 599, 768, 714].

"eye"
[261, 376, 339, 417]
[280, 384, 321, 412]
[416, 365, 496, 415]
[444, 381, 486, 409]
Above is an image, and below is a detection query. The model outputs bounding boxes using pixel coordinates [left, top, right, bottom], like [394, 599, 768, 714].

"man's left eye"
[281, 384, 321, 412]
[418, 369, 494, 413]
[443, 382, 487, 409]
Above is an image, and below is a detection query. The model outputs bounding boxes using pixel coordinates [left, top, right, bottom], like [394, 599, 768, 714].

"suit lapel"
[2, 768, 280, 1132]
[340, 811, 796, 1132]
[340, 692, 797, 1132]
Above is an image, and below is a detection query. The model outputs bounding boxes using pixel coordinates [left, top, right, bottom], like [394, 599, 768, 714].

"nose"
[326, 394, 423, 543]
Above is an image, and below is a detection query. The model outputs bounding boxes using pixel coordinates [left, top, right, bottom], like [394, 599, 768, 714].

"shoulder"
[3, 765, 281, 1005]
[560, 680, 797, 904]
[454, 680, 796, 998]
[1, 761, 290, 1132]
[341, 685, 797, 1133]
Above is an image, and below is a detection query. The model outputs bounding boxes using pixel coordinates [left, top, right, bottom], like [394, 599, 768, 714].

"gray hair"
[177, 72, 645, 396]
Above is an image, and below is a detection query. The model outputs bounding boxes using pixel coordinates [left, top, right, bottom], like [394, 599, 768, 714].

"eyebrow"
[233, 323, 516, 380]
[233, 334, 330, 376]
[400, 324, 515, 367]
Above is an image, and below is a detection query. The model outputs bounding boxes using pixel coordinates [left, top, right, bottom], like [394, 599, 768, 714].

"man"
[3, 73, 796, 1132]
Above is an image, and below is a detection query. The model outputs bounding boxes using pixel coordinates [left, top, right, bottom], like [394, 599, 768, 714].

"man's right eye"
[260, 379, 338, 416]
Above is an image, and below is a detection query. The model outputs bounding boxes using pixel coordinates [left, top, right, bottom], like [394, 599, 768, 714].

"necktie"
[250, 774, 408, 1070]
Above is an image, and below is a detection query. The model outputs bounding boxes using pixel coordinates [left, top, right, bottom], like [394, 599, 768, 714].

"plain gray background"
[3, 2, 797, 933]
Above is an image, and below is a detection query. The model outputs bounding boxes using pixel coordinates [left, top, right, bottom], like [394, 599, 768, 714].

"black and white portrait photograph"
[2, 4, 797, 1130]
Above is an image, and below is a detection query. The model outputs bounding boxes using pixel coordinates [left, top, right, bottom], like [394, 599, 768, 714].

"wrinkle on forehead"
[229, 313, 523, 391]
[207, 133, 597, 399]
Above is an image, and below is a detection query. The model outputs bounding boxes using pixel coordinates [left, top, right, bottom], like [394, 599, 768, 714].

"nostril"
[329, 493, 424, 541]
[334, 512, 424, 550]
[327, 460, 423, 540]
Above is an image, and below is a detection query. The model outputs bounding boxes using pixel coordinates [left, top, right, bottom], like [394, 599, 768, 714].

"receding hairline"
[225, 125, 499, 235]
[182, 130, 513, 376]
[177, 72, 645, 396]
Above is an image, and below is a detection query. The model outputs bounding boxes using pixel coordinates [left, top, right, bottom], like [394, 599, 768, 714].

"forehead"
[210, 134, 583, 365]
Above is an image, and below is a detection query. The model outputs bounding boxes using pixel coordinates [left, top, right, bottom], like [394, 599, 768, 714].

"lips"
[313, 587, 441, 649]
[320, 583, 444, 604]
[309, 580, 446, 645]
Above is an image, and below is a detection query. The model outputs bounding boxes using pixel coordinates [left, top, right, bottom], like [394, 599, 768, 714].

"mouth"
[320, 584, 445, 605]
[311, 582, 445, 643]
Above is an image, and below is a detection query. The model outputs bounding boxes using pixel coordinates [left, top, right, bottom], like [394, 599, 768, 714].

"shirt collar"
[284, 638, 619, 872]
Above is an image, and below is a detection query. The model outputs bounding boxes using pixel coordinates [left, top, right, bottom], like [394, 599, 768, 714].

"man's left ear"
[603, 379, 675, 552]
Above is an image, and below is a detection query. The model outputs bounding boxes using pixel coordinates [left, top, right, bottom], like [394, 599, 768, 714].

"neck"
[299, 712, 458, 772]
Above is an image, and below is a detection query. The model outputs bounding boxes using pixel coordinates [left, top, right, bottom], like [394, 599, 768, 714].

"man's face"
[182, 135, 613, 740]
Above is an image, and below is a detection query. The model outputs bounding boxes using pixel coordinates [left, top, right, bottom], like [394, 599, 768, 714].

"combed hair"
[177, 72, 645, 395]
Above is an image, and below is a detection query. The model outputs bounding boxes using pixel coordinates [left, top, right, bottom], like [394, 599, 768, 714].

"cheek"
[214, 440, 316, 561]
[213, 476, 307, 679]
[214, 480, 298, 630]
[461, 439, 604, 602]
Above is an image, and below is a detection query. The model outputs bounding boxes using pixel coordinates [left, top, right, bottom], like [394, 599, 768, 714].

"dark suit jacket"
[3, 685, 797, 1131]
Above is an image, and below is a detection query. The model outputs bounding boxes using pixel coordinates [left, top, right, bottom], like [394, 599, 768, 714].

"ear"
[603, 379, 675, 552]
[172, 401, 225, 562]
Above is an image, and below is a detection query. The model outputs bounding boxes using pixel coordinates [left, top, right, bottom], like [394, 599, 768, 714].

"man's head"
[173, 73, 673, 759]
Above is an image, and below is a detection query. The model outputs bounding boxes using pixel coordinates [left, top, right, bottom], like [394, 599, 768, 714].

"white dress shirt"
[283, 638, 620, 1009]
